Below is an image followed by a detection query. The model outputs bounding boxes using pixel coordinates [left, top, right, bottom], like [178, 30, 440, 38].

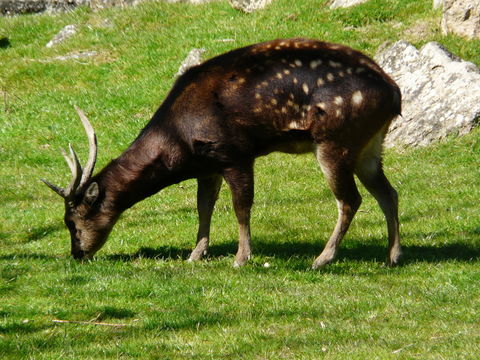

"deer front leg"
[223, 163, 254, 268]
[188, 175, 223, 262]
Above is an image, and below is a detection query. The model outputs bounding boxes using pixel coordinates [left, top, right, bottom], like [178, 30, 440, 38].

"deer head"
[42, 106, 114, 259]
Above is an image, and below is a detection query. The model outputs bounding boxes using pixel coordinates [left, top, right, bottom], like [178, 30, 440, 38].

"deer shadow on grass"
[105, 227, 480, 265]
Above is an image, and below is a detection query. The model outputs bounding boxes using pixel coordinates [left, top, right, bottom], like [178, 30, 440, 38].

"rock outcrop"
[0, 0, 217, 15]
[329, 0, 368, 9]
[433, 0, 443, 9]
[175, 48, 205, 77]
[376, 40, 480, 147]
[441, 0, 480, 39]
[228, 0, 272, 13]
[46, 24, 77, 48]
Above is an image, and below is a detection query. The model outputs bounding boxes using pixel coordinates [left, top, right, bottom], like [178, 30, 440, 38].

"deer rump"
[43, 38, 402, 269]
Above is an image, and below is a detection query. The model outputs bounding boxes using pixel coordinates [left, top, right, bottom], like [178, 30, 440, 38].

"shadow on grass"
[106, 246, 193, 261]
[1, 223, 65, 243]
[0, 253, 60, 261]
[25, 223, 64, 242]
[105, 231, 480, 265]
[0, 321, 49, 335]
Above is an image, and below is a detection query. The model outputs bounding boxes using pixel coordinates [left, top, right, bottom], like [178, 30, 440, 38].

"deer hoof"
[386, 247, 402, 267]
[312, 251, 336, 269]
[187, 249, 208, 262]
[188, 239, 209, 262]
[233, 254, 251, 268]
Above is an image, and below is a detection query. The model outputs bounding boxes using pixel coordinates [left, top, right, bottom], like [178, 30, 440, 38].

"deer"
[42, 38, 402, 269]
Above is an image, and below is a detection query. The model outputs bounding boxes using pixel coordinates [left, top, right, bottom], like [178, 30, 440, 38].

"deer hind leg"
[312, 144, 362, 269]
[222, 162, 254, 268]
[354, 134, 402, 266]
[188, 175, 223, 262]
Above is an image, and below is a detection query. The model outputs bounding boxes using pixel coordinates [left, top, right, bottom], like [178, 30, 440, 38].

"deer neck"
[92, 126, 188, 214]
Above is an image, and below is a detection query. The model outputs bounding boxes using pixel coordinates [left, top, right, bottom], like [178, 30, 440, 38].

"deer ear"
[83, 182, 99, 206]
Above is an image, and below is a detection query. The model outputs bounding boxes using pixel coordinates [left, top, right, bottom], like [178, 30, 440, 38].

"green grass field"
[1, 0, 479, 358]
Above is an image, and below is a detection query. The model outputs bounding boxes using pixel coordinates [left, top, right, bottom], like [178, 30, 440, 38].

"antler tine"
[43, 107, 96, 200]
[63, 143, 83, 198]
[60, 146, 76, 174]
[41, 178, 66, 197]
[74, 106, 97, 191]
[42, 144, 82, 199]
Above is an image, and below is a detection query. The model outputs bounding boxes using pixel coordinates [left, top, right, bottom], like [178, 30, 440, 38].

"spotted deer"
[43, 38, 402, 269]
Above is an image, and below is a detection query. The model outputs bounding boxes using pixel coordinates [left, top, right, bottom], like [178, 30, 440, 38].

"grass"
[1, 0, 480, 358]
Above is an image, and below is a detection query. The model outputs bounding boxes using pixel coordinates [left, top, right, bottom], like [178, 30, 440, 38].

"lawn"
[1, 0, 479, 358]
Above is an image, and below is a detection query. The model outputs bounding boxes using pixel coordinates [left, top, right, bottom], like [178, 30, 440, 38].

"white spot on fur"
[289, 121, 301, 129]
[329, 60, 342, 68]
[334, 96, 344, 105]
[302, 83, 309, 94]
[316, 102, 326, 110]
[310, 59, 322, 69]
[294, 59, 302, 67]
[276, 73, 283, 79]
[352, 90, 363, 106]
[327, 73, 334, 82]
[317, 78, 325, 86]
[283, 69, 291, 75]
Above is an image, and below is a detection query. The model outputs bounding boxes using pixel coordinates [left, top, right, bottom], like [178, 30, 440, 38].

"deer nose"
[71, 248, 86, 259]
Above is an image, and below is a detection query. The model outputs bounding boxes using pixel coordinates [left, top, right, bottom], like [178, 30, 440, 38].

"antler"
[42, 106, 97, 200]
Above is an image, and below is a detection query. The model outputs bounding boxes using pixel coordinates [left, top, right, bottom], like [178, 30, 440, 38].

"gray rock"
[175, 48, 205, 77]
[441, 0, 480, 39]
[0, 0, 217, 15]
[164, 0, 216, 3]
[433, 0, 444, 9]
[228, 0, 272, 13]
[53, 50, 97, 61]
[376, 40, 480, 147]
[1, 0, 49, 14]
[46, 24, 77, 48]
[330, 0, 368, 9]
